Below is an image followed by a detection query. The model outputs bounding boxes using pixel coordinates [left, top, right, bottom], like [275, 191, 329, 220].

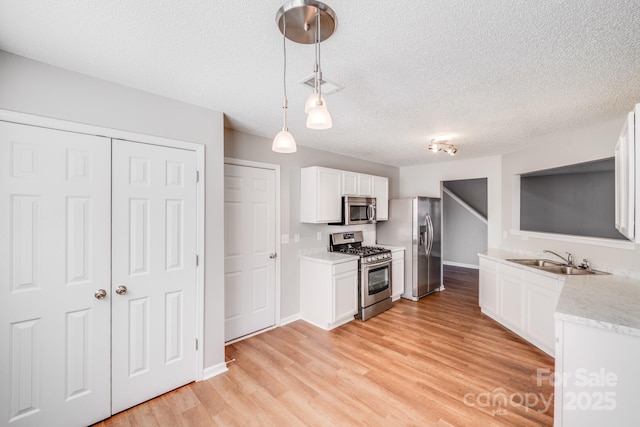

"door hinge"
[196, 255, 199, 266]
[196, 170, 200, 183]
[195, 338, 198, 350]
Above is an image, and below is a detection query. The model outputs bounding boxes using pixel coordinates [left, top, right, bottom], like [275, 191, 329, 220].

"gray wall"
[0, 50, 226, 372]
[520, 161, 626, 240]
[443, 179, 488, 218]
[224, 129, 400, 319]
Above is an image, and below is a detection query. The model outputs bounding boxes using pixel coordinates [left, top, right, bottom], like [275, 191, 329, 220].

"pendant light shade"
[272, 13, 296, 153]
[306, 102, 332, 129]
[272, 129, 297, 153]
[304, 92, 327, 113]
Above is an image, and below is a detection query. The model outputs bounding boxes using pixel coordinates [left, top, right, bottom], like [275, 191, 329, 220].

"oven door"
[360, 259, 392, 308]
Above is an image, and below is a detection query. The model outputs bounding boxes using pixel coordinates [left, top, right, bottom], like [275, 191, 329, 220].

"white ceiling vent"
[299, 73, 344, 95]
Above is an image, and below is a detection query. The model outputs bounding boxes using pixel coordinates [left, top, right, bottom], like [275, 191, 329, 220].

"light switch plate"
[316, 231, 322, 240]
[294, 234, 300, 243]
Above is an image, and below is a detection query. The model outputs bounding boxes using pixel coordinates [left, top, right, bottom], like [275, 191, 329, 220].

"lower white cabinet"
[479, 256, 563, 356]
[390, 249, 405, 301]
[554, 320, 640, 426]
[300, 257, 358, 330]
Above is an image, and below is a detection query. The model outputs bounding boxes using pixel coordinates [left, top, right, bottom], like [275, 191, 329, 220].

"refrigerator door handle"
[426, 214, 434, 255]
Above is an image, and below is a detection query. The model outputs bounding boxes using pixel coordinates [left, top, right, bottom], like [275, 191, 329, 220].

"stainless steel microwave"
[330, 196, 377, 225]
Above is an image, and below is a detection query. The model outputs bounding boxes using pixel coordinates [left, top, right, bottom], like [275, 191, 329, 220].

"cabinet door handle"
[269, 253, 277, 259]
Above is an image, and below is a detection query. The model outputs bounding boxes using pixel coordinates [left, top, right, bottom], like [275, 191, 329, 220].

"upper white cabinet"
[342, 171, 359, 196]
[301, 166, 389, 223]
[373, 175, 389, 221]
[341, 171, 374, 197]
[358, 174, 373, 196]
[615, 104, 638, 242]
[300, 167, 342, 223]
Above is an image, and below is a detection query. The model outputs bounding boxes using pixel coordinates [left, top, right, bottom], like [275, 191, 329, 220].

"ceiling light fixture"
[305, 7, 331, 129]
[272, 16, 297, 153]
[428, 138, 458, 156]
[276, 0, 337, 130]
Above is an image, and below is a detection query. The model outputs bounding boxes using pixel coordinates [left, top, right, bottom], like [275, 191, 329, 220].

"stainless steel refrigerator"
[376, 197, 441, 300]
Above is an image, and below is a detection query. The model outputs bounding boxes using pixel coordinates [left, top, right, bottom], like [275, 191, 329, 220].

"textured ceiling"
[1, 0, 639, 166]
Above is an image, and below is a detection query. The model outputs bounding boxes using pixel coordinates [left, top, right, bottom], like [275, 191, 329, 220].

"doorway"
[441, 178, 488, 272]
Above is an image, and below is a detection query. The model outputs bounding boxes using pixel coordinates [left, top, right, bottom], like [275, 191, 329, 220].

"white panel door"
[0, 121, 111, 427]
[111, 140, 197, 414]
[224, 164, 276, 342]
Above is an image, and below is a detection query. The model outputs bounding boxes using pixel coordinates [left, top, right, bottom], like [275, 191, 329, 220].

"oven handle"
[361, 259, 392, 270]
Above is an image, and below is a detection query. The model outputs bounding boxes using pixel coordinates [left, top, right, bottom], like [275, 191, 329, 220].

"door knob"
[269, 253, 277, 259]
[94, 289, 107, 300]
[115, 285, 128, 295]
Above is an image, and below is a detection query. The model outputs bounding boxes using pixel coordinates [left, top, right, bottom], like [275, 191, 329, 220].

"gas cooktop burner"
[338, 246, 389, 256]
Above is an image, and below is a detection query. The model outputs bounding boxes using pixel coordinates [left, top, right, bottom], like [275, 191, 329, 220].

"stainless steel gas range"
[329, 231, 392, 320]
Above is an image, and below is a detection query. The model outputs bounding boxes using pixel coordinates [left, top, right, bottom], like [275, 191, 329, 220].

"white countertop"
[299, 251, 359, 265]
[480, 249, 640, 337]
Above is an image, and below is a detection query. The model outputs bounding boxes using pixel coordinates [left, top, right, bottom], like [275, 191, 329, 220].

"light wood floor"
[94, 266, 554, 426]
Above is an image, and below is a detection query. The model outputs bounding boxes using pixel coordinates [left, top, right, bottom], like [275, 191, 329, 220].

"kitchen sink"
[505, 259, 609, 275]
[506, 258, 563, 267]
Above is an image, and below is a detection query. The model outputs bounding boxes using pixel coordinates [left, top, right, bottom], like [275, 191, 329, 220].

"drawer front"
[525, 271, 562, 292]
[499, 262, 524, 280]
[333, 260, 358, 276]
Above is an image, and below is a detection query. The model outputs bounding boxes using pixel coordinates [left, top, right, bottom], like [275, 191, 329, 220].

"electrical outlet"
[281, 234, 289, 244]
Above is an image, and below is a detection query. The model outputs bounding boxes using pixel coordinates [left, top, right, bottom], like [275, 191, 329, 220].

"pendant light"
[305, 7, 332, 129]
[272, 16, 297, 153]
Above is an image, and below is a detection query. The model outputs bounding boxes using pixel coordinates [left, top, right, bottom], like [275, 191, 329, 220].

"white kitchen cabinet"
[300, 256, 358, 330]
[524, 272, 559, 354]
[479, 257, 499, 315]
[301, 166, 390, 223]
[554, 320, 640, 427]
[341, 171, 377, 199]
[358, 174, 373, 196]
[373, 175, 389, 221]
[479, 255, 563, 356]
[341, 171, 359, 196]
[615, 104, 638, 242]
[300, 166, 342, 223]
[390, 249, 405, 301]
[498, 264, 525, 331]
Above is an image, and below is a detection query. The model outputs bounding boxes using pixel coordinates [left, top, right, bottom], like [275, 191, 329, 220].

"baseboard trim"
[443, 261, 479, 270]
[280, 313, 302, 326]
[202, 361, 229, 381]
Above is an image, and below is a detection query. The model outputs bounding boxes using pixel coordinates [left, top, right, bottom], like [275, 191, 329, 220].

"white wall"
[501, 116, 640, 276]
[0, 50, 226, 371]
[400, 117, 640, 277]
[400, 156, 502, 249]
[224, 129, 400, 320]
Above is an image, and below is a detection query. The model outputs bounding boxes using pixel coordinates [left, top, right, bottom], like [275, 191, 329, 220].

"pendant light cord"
[316, 9, 322, 103]
[282, 17, 288, 130]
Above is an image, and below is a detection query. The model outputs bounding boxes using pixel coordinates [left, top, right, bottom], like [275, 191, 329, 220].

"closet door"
[0, 121, 111, 427]
[111, 140, 197, 414]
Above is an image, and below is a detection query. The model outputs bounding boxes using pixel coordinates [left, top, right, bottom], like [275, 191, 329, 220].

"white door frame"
[0, 109, 207, 381]
[224, 157, 282, 337]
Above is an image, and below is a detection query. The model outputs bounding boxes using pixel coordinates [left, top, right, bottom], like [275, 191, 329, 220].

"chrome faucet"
[543, 250, 573, 266]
